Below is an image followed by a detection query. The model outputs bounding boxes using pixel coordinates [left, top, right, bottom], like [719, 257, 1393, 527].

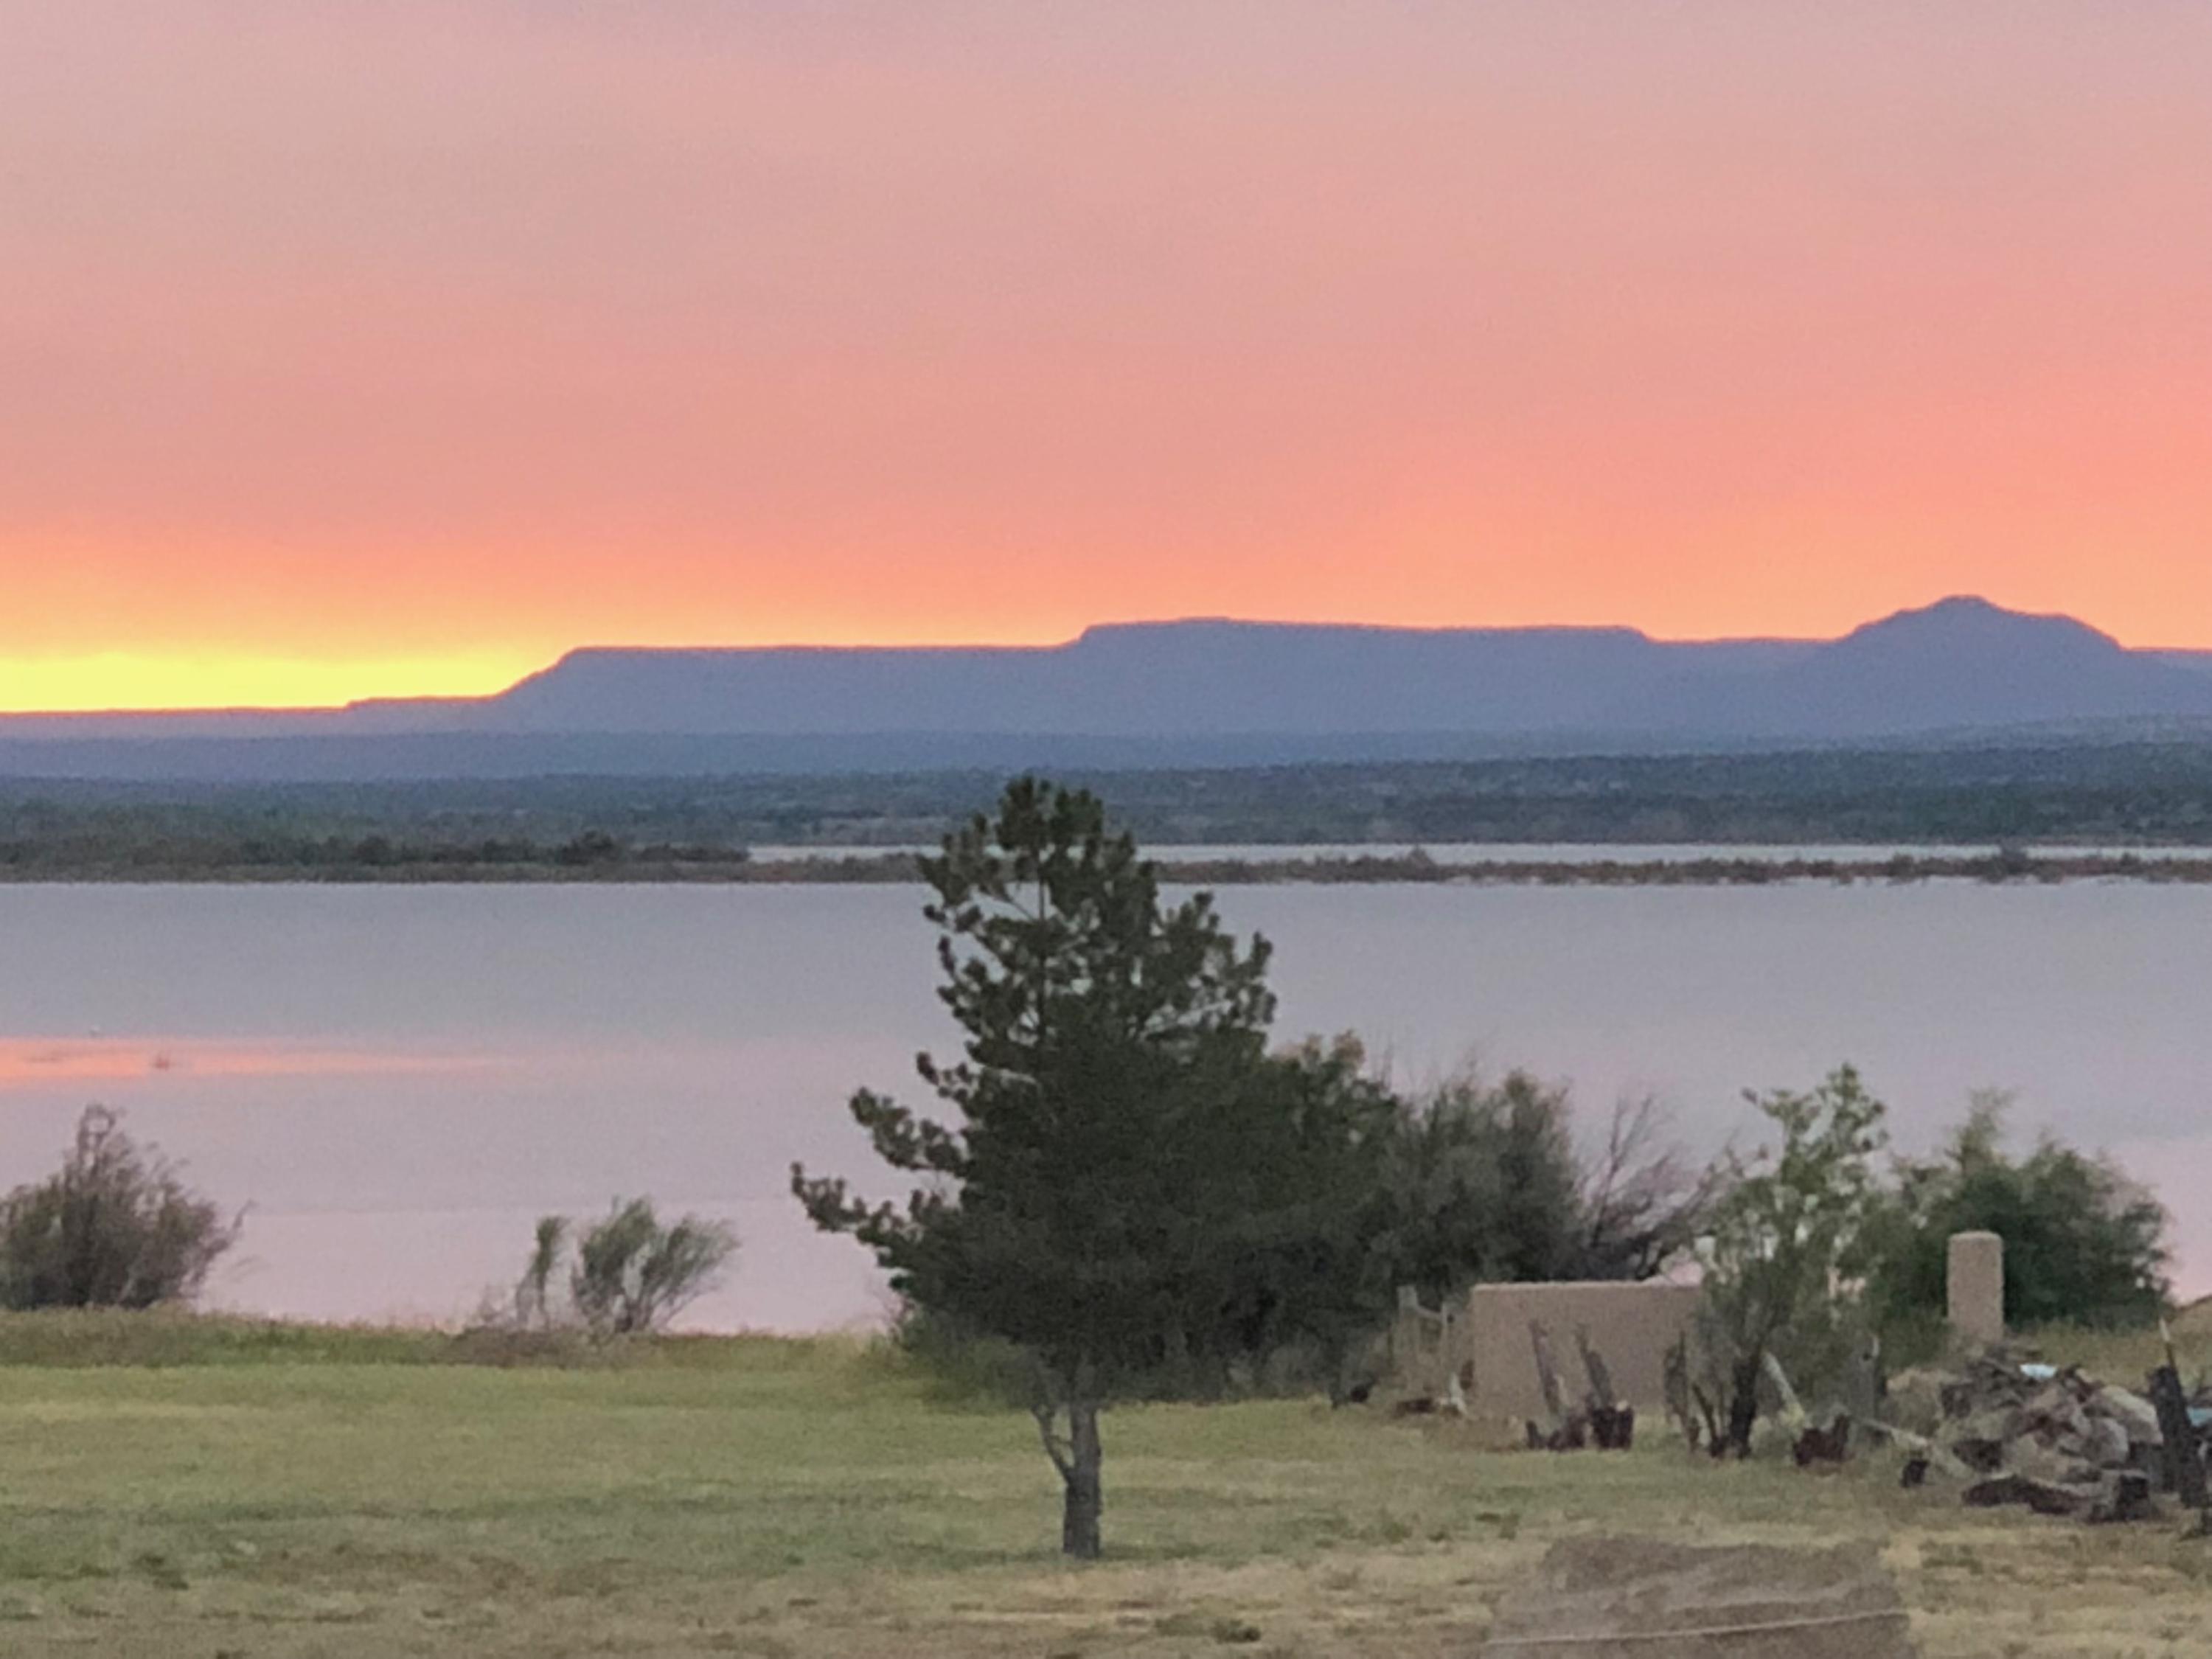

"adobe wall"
[1461, 1281, 1703, 1421]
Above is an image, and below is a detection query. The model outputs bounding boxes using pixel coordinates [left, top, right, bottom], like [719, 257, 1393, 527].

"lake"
[1, 880, 2205, 1329]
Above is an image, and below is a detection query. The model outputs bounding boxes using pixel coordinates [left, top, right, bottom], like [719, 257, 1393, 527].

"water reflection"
[1, 882, 2205, 1329]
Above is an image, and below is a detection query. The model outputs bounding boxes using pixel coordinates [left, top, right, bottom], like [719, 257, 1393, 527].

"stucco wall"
[1461, 1281, 1703, 1421]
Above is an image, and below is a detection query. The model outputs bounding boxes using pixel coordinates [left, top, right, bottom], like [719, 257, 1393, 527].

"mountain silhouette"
[470, 596, 2212, 740]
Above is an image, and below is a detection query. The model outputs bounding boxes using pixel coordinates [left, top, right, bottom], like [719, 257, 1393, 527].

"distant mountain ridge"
[384, 596, 2212, 739]
[7, 597, 2212, 779]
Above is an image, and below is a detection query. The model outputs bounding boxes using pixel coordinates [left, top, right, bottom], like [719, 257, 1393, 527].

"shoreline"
[8, 850, 2212, 886]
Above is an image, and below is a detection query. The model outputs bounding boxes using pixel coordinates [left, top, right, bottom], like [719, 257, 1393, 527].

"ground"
[0, 1318, 2207, 1657]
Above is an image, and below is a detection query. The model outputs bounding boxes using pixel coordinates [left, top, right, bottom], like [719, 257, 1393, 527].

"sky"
[4, 1, 2211, 712]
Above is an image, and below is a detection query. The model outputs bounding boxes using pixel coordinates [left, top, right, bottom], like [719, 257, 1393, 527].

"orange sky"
[5, 2, 2210, 712]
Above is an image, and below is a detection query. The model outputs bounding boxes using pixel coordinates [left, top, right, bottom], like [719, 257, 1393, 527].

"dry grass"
[0, 1321, 2207, 1656]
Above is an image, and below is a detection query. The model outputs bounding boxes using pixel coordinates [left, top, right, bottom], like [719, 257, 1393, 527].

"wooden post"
[1529, 1321, 1566, 1427]
[2150, 1321, 2208, 1514]
[1576, 1325, 1616, 1407]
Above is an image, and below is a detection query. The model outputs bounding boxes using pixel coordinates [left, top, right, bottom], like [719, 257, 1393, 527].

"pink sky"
[4, 2, 2209, 709]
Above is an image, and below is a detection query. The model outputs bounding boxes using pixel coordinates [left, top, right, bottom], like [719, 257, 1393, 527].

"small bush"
[501, 1198, 737, 1340]
[1692, 1065, 1888, 1455]
[572, 1199, 736, 1336]
[1380, 1072, 1711, 1300]
[0, 1106, 238, 1311]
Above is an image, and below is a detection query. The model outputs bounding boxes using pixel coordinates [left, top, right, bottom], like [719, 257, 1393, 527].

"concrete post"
[1947, 1231, 2006, 1350]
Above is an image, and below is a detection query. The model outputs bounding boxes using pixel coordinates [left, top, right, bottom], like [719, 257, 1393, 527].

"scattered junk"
[1384, 1280, 1697, 1433]
[1871, 1340, 2211, 1526]
[1375, 1246, 2212, 1539]
[1657, 1334, 1858, 1461]
[1385, 1285, 1464, 1413]
[1793, 1413, 1854, 1468]
[1863, 1229, 2212, 1527]
[1523, 1322, 1637, 1452]
[1480, 1537, 1919, 1658]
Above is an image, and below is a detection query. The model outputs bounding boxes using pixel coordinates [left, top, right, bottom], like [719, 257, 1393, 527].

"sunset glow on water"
[0, 1038, 507, 1089]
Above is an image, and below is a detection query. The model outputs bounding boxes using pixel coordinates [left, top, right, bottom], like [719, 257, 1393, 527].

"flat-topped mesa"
[6, 599, 2212, 778]
[461, 597, 2212, 739]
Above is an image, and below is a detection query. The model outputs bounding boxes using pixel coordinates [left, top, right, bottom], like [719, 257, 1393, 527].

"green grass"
[0, 1315, 2208, 1656]
[0, 1307, 856, 1371]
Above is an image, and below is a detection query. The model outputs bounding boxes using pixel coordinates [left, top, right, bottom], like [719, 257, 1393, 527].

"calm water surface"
[1, 882, 2205, 1328]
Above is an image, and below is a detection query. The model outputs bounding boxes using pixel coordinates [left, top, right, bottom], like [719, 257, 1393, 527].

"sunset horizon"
[10, 4, 2209, 715]
[8, 8, 2212, 1619]
[1, 588, 2203, 717]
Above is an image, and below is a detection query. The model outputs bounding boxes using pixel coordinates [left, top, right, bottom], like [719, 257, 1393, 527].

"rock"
[1481, 1538, 1918, 1659]
[1888, 1351, 2168, 1523]
[2007, 1439, 2097, 1489]
[1963, 1473, 2091, 1518]
[2079, 1416, 2133, 1471]
[1950, 1425, 2011, 1475]
[1884, 1368, 1948, 1436]
[2018, 1382, 2092, 1445]
[2096, 1385, 2164, 1447]
[2087, 1471, 2157, 1525]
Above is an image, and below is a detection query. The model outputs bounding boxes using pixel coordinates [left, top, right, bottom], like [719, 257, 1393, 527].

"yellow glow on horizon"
[0, 653, 540, 716]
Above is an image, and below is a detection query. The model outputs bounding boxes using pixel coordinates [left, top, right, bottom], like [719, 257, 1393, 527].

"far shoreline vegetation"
[9, 739, 2212, 883]
[12, 845, 2212, 886]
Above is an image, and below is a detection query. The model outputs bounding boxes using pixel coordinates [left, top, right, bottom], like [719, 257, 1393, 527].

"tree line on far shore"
[0, 778, 2174, 1561]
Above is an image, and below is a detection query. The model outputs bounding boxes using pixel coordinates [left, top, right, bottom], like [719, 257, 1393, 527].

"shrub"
[1863, 1093, 2168, 1332]
[507, 1199, 737, 1340]
[0, 1106, 238, 1311]
[571, 1199, 736, 1336]
[1380, 1070, 1584, 1299]
[1693, 1065, 1888, 1455]
[1379, 1074, 1711, 1301]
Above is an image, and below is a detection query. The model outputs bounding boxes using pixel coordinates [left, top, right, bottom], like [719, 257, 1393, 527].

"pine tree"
[793, 778, 1330, 1558]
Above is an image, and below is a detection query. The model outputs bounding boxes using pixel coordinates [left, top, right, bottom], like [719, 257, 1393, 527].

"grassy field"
[0, 1316, 2208, 1657]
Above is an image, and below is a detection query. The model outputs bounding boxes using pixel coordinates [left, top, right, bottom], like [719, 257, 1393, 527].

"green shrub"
[571, 1199, 736, 1337]
[1863, 1093, 2168, 1332]
[0, 1107, 237, 1311]
[1380, 1077, 1712, 1301]
[1693, 1065, 1888, 1455]
[500, 1199, 737, 1340]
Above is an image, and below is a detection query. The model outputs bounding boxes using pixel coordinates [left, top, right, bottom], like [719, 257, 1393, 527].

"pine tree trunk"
[1060, 1396, 1104, 1559]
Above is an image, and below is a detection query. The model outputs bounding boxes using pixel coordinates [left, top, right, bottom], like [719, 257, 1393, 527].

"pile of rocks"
[1887, 1353, 2167, 1523]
